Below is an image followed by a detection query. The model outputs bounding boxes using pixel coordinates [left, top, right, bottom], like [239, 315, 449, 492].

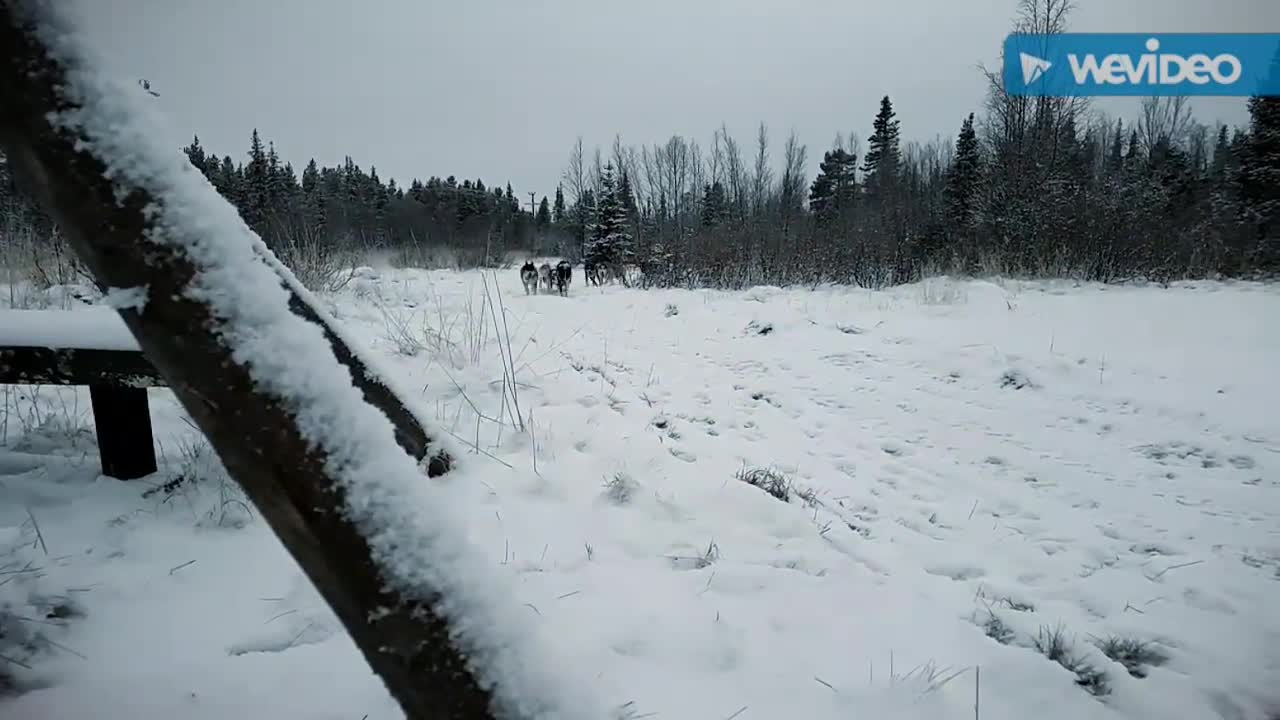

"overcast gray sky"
[70, 0, 1279, 204]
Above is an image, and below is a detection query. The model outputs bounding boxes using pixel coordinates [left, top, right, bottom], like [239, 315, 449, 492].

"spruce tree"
[536, 196, 551, 228]
[183, 134, 208, 176]
[218, 155, 240, 203]
[368, 166, 387, 229]
[505, 183, 518, 212]
[282, 161, 299, 208]
[1106, 120, 1124, 173]
[862, 96, 906, 278]
[862, 96, 902, 200]
[1240, 58, 1280, 271]
[553, 184, 567, 225]
[301, 159, 324, 228]
[1125, 129, 1142, 164]
[301, 159, 320, 196]
[618, 170, 638, 220]
[264, 142, 295, 216]
[944, 113, 982, 237]
[586, 164, 632, 268]
[244, 128, 269, 228]
[574, 188, 595, 258]
[701, 181, 727, 228]
[1210, 129, 1253, 273]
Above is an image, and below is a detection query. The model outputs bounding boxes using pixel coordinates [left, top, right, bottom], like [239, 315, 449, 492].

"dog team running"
[519, 259, 619, 296]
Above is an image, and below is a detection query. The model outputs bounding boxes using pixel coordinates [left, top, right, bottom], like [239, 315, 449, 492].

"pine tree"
[808, 147, 856, 220]
[808, 169, 832, 215]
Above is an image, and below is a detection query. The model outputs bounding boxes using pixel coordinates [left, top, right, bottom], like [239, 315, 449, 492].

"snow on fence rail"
[0, 308, 139, 351]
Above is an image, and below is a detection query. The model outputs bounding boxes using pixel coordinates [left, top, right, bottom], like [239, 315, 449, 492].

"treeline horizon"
[1, 0, 1276, 289]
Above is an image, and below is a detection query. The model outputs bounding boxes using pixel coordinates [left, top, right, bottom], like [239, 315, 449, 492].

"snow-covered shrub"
[268, 225, 357, 293]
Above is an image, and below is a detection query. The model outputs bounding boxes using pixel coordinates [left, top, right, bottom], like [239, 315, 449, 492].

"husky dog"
[554, 260, 572, 296]
[583, 259, 600, 286]
[520, 261, 538, 294]
[538, 263, 553, 293]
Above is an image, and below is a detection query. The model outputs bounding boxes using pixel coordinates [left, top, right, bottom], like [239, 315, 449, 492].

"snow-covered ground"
[2, 271, 1278, 720]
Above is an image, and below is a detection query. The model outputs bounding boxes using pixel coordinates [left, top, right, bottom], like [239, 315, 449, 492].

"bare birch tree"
[751, 123, 774, 215]
[1139, 96, 1193, 153]
[562, 136, 587, 207]
[719, 125, 747, 216]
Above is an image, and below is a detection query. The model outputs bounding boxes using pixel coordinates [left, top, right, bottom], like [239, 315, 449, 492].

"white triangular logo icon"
[1020, 52, 1052, 85]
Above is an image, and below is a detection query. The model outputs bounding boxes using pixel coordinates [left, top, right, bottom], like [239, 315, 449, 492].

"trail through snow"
[2, 271, 1278, 720]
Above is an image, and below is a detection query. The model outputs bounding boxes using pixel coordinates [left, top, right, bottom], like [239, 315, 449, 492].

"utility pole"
[528, 191, 537, 216]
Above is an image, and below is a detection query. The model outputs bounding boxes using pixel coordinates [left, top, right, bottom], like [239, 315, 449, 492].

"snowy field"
[2, 270, 1278, 720]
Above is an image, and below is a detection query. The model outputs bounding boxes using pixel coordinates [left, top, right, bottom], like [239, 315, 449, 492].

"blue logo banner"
[1003, 33, 1280, 97]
